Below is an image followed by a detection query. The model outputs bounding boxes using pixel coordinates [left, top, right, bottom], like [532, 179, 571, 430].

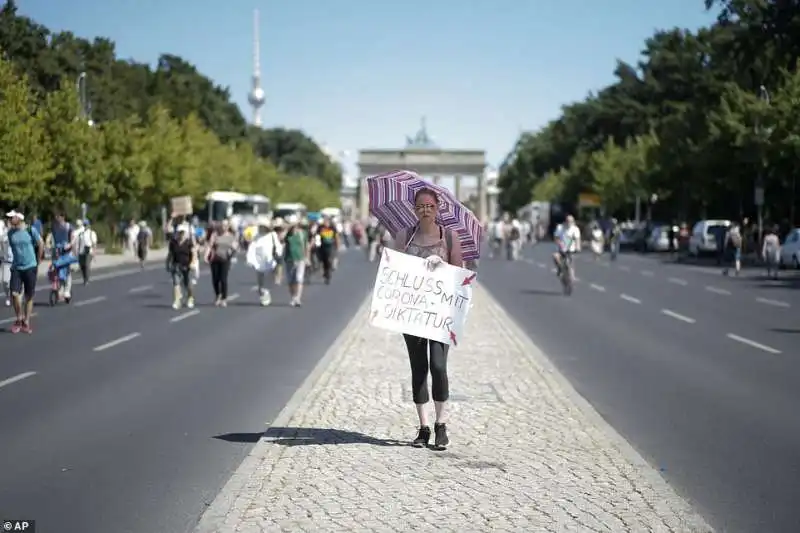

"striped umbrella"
[366, 169, 483, 261]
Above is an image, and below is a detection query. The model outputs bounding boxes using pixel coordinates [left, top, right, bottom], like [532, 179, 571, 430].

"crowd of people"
[0, 207, 353, 334]
[0, 210, 101, 333]
[163, 213, 344, 310]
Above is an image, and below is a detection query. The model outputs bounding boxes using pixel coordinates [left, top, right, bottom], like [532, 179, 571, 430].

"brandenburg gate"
[357, 119, 488, 223]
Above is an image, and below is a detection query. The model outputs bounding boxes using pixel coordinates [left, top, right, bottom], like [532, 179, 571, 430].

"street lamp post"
[76, 72, 93, 126]
[755, 85, 770, 245]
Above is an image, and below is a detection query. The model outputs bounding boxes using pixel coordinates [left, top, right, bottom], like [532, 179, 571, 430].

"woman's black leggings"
[403, 334, 449, 404]
[210, 260, 230, 299]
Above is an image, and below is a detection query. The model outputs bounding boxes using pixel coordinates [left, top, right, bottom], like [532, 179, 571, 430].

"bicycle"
[558, 252, 575, 296]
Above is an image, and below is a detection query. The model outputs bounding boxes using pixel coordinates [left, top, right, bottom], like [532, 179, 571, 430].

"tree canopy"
[0, 0, 341, 225]
[498, 0, 800, 227]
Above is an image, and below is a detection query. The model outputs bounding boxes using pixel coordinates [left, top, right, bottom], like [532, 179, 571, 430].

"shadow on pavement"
[519, 288, 562, 296]
[754, 280, 800, 290]
[213, 427, 408, 447]
[770, 328, 800, 334]
[229, 301, 293, 308]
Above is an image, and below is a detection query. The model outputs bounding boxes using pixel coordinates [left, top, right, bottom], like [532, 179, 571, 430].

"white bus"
[274, 202, 308, 222]
[248, 194, 272, 225]
[320, 207, 342, 219]
[199, 191, 272, 230]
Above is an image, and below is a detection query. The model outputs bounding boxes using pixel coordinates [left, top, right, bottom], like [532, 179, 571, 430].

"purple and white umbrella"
[366, 169, 483, 261]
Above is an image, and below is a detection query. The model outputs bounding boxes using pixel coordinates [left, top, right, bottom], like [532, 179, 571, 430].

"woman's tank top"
[404, 226, 450, 261]
[213, 233, 236, 261]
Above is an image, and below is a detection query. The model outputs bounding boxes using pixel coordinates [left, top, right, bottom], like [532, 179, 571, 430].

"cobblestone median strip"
[195, 286, 712, 533]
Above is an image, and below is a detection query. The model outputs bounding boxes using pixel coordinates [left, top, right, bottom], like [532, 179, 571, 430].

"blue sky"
[21, 0, 717, 186]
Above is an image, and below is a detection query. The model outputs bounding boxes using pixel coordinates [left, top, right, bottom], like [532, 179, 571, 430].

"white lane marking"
[0, 371, 36, 390]
[620, 294, 642, 304]
[590, 283, 606, 292]
[726, 333, 781, 354]
[0, 313, 37, 326]
[661, 309, 696, 324]
[227, 293, 241, 302]
[170, 310, 200, 323]
[129, 285, 153, 294]
[641, 270, 655, 277]
[34, 263, 162, 293]
[74, 296, 106, 307]
[619, 265, 631, 272]
[688, 266, 710, 273]
[705, 286, 731, 295]
[536, 262, 546, 268]
[668, 277, 688, 286]
[756, 297, 790, 308]
[550, 268, 557, 273]
[93, 332, 141, 352]
[250, 285, 259, 292]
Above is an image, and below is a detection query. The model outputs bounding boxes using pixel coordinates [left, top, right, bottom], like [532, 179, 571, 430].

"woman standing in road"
[205, 220, 237, 306]
[392, 188, 463, 450]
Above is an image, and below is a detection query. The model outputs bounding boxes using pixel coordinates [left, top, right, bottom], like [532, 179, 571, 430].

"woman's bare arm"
[448, 230, 463, 267]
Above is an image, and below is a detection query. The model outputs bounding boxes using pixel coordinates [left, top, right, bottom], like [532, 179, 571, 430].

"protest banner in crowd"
[369, 248, 476, 345]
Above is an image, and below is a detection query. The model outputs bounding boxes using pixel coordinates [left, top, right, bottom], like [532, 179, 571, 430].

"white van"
[688, 219, 731, 257]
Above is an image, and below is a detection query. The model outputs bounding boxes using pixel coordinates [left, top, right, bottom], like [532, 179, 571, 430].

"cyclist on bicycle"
[552, 215, 581, 277]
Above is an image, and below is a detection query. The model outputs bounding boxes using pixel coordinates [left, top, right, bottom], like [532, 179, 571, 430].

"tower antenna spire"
[247, 8, 266, 127]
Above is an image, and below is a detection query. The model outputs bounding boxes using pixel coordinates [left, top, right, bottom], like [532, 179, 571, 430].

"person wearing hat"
[5, 210, 43, 333]
[166, 223, 196, 309]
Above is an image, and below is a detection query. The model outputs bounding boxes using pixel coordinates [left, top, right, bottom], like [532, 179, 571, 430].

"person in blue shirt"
[5, 210, 43, 334]
[49, 213, 75, 299]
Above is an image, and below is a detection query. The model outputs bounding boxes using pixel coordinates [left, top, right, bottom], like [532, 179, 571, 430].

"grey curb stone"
[194, 286, 713, 533]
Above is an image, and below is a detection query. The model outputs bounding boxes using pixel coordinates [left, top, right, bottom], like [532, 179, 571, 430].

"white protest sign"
[369, 247, 476, 346]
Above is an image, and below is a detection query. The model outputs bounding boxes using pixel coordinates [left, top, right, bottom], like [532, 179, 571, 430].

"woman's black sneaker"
[412, 426, 431, 447]
[433, 423, 449, 450]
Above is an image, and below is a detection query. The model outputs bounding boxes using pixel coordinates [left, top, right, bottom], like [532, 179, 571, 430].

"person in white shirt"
[0, 219, 11, 306]
[553, 215, 582, 277]
[246, 223, 282, 306]
[507, 218, 522, 260]
[73, 219, 98, 284]
[126, 220, 139, 256]
[589, 222, 604, 259]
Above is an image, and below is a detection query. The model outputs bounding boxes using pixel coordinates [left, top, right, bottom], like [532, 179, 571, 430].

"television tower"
[247, 8, 266, 127]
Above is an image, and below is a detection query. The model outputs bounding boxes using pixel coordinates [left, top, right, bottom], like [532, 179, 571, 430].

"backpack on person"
[137, 228, 150, 247]
[729, 229, 742, 249]
[27, 227, 40, 265]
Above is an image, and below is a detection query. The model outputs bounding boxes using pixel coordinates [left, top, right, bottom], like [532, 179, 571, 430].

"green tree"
[96, 115, 151, 227]
[0, 52, 52, 211]
[0, 1, 343, 222]
[140, 104, 186, 212]
[39, 79, 105, 215]
[498, 1, 800, 225]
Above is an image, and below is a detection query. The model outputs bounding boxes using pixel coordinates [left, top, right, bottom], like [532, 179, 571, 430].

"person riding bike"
[553, 215, 582, 278]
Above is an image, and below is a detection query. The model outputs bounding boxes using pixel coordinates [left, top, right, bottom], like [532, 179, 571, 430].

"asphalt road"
[479, 244, 800, 533]
[0, 249, 373, 533]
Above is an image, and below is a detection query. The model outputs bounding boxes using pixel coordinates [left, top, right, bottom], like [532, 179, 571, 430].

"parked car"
[646, 225, 679, 252]
[618, 228, 638, 249]
[779, 227, 800, 269]
[688, 219, 731, 257]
